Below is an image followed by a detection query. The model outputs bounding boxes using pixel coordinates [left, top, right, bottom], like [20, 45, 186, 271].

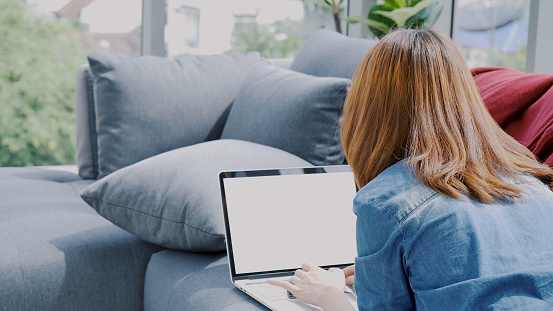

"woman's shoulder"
[354, 160, 438, 224]
[354, 160, 553, 225]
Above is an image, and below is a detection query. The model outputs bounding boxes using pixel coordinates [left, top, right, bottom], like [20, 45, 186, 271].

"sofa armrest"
[267, 58, 293, 69]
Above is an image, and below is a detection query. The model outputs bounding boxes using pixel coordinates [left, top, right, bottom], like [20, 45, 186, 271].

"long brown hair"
[341, 28, 553, 203]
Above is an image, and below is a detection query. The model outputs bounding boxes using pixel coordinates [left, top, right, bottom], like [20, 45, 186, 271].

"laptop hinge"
[246, 271, 292, 280]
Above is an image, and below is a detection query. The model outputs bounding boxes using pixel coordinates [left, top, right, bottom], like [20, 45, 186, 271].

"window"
[454, 0, 530, 71]
[164, 0, 349, 58]
[36, 0, 143, 56]
[174, 5, 200, 48]
[0, 0, 142, 167]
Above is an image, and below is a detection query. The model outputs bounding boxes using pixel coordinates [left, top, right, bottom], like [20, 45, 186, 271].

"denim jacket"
[354, 160, 553, 310]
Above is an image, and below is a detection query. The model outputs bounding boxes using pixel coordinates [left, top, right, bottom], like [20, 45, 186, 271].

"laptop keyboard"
[247, 281, 296, 301]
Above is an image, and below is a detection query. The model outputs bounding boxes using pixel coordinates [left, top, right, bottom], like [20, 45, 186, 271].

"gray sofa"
[0, 30, 377, 310]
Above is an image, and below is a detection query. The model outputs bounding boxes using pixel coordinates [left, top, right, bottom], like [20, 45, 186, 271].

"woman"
[269, 28, 553, 310]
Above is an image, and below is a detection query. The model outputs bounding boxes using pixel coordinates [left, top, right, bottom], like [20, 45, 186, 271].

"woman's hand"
[268, 263, 356, 311]
[343, 264, 355, 287]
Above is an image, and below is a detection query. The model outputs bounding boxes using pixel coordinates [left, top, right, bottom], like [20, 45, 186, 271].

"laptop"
[219, 165, 358, 310]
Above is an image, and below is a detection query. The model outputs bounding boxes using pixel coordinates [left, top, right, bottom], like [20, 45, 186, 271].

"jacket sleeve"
[354, 195, 415, 311]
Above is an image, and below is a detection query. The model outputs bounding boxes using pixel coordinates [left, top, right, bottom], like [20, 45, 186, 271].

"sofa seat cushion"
[144, 250, 264, 311]
[0, 167, 162, 311]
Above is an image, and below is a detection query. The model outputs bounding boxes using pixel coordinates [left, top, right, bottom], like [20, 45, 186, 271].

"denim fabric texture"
[354, 160, 553, 310]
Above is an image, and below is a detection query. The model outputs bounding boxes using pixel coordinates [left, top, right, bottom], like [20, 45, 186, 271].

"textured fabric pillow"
[220, 63, 351, 166]
[75, 66, 98, 179]
[290, 29, 378, 79]
[87, 52, 263, 179]
[473, 67, 553, 166]
[80, 139, 312, 251]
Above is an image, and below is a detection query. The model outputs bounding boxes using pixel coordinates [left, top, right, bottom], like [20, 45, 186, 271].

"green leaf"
[373, 0, 439, 27]
[365, 3, 395, 38]
[346, 16, 391, 34]
[345, 15, 364, 24]
[407, 0, 443, 29]
[312, 0, 332, 12]
[384, 0, 406, 8]
[365, 19, 393, 35]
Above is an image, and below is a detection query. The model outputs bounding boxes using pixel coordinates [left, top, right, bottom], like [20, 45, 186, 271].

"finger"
[329, 267, 345, 276]
[289, 275, 302, 285]
[345, 275, 355, 286]
[302, 263, 314, 272]
[343, 265, 355, 277]
[294, 269, 305, 278]
[267, 279, 297, 293]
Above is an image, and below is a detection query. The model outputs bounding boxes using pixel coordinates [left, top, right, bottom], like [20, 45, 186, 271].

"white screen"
[223, 171, 357, 275]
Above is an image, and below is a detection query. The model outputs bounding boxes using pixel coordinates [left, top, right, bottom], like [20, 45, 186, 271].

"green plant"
[0, 0, 90, 166]
[347, 0, 443, 39]
[228, 21, 305, 58]
[312, 0, 345, 33]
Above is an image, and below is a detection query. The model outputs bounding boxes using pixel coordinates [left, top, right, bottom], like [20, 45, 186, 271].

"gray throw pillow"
[87, 52, 264, 179]
[220, 63, 351, 166]
[80, 139, 312, 251]
[290, 29, 378, 79]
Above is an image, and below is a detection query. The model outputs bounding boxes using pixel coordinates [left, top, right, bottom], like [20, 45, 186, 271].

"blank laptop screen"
[222, 169, 357, 275]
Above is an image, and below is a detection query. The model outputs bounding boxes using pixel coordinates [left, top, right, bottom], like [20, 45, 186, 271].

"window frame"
[141, 0, 551, 73]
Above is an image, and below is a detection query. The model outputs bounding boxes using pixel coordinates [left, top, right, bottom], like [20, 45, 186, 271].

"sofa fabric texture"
[473, 67, 553, 166]
[80, 139, 312, 251]
[0, 168, 162, 311]
[290, 29, 378, 79]
[87, 51, 264, 179]
[221, 63, 351, 166]
[75, 66, 99, 180]
[5, 27, 553, 311]
[144, 250, 264, 311]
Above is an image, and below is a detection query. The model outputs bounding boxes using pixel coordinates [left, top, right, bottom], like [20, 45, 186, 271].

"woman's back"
[354, 160, 553, 310]
[270, 28, 553, 311]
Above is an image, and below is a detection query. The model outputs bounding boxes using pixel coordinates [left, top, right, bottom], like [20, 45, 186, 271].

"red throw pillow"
[473, 67, 553, 166]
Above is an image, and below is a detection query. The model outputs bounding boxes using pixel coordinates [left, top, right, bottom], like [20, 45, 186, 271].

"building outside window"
[175, 5, 200, 49]
[34, 0, 143, 56]
[165, 0, 347, 58]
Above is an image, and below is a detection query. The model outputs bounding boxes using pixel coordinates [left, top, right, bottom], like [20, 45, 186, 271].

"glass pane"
[28, 0, 143, 56]
[0, 0, 142, 167]
[455, 0, 530, 71]
[165, 0, 348, 58]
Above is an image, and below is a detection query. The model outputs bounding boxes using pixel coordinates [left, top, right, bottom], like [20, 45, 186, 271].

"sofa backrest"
[75, 30, 379, 180]
[75, 65, 98, 180]
[290, 29, 378, 79]
[74, 57, 293, 180]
